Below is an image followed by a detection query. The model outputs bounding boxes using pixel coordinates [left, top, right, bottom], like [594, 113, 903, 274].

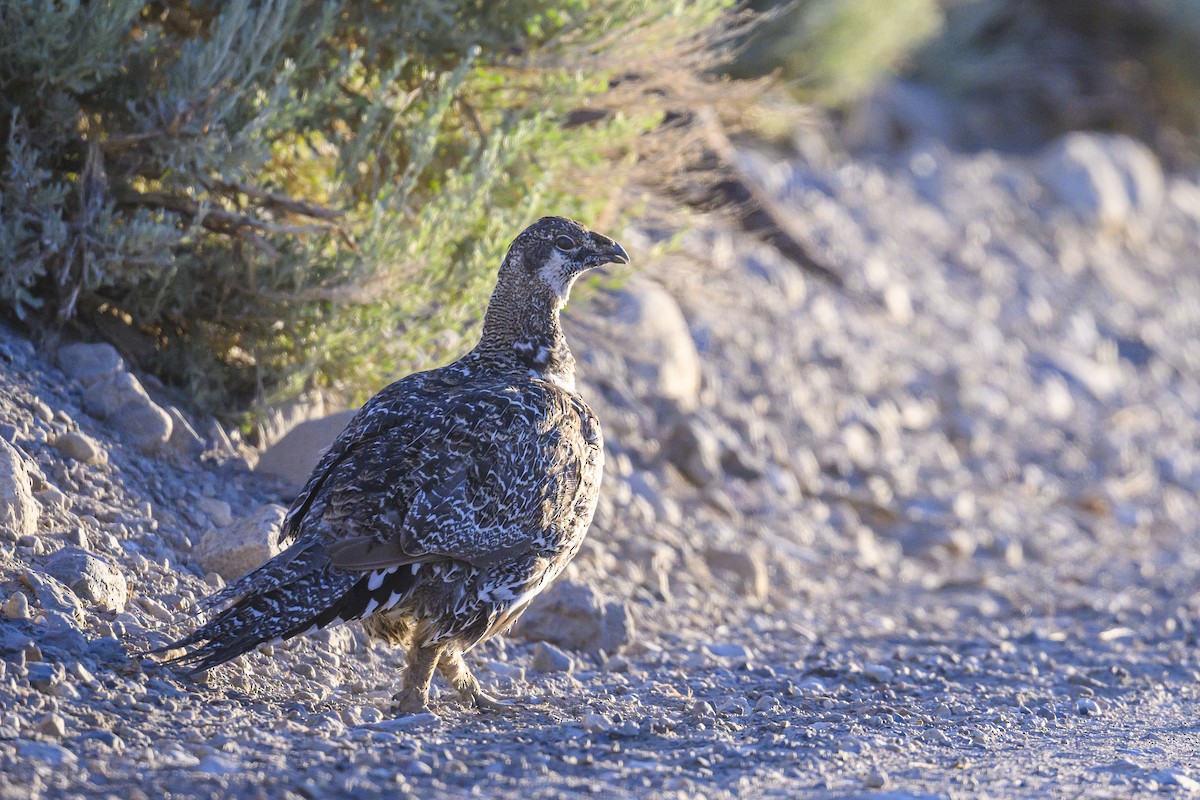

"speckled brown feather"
[160, 217, 625, 680]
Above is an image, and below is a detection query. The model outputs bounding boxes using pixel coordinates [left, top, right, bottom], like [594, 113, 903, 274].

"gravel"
[2, 121, 1200, 798]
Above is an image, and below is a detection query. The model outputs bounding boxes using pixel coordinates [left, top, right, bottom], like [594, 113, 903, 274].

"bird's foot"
[391, 687, 432, 715]
[471, 690, 516, 714]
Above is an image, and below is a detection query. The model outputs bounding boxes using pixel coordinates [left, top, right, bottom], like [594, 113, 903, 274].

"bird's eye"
[554, 235, 577, 251]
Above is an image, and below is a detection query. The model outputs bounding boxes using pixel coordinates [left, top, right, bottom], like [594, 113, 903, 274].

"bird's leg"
[391, 642, 442, 714]
[437, 649, 512, 713]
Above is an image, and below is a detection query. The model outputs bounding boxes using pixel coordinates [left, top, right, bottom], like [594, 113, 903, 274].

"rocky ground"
[2, 120, 1200, 799]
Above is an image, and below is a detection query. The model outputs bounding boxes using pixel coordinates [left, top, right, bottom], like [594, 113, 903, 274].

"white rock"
[57, 342, 123, 386]
[17, 740, 76, 766]
[195, 503, 286, 579]
[258, 389, 339, 449]
[704, 544, 769, 602]
[42, 547, 129, 613]
[531, 641, 575, 673]
[704, 642, 752, 661]
[3, 591, 30, 620]
[0, 438, 38, 540]
[255, 410, 356, 491]
[53, 431, 106, 465]
[197, 497, 234, 528]
[83, 371, 173, 454]
[514, 580, 632, 655]
[593, 277, 701, 410]
[1036, 132, 1164, 231]
[863, 663, 894, 683]
[1153, 770, 1200, 794]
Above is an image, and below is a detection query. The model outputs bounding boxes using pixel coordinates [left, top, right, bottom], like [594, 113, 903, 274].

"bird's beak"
[606, 242, 630, 265]
[588, 234, 629, 267]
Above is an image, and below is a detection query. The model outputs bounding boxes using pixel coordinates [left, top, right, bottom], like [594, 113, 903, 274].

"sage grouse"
[159, 217, 626, 713]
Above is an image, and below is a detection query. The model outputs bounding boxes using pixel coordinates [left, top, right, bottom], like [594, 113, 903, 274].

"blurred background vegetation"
[737, 0, 1200, 163]
[3, 0, 1200, 431]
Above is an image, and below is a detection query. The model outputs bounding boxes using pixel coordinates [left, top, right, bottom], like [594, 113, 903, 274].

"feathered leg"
[437, 649, 510, 712]
[391, 642, 441, 714]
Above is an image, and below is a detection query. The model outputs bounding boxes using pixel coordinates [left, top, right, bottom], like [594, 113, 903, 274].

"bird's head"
[502, 216, 629, 306]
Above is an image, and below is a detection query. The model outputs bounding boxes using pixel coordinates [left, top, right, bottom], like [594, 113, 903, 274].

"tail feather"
[158, 549, 424, 674]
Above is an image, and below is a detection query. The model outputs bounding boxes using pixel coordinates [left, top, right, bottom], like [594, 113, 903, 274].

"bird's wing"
[293, 381, 600, 571]
[278, 370, 454, 547]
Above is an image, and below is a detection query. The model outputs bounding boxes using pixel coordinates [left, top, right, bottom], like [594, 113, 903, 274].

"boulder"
[52, 431, 106, 465]
[0, 439, 38, 541]
[514, 580, 633, 655]
[195, 504, 286, 580]
[42, 547, 129, 613]
[255, 410, 356, 491]
[57, 342, 123, 386]
[704, 544, 769, 603]
[661, 414, 723, 487]
[1036, 133, 1164, 231]
[531, 641, 575, 674]
[594, 277, 701, 410]
[83, 372, 173, 454]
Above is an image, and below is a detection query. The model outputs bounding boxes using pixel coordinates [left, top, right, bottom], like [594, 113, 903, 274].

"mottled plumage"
[159, 217, 627, 713]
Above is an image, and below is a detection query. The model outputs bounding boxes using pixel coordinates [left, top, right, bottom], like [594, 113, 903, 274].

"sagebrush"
[0, 0, 732, 424]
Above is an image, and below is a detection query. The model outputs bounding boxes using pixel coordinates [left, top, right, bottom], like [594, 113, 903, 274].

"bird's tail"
[152, 539, 422, 674]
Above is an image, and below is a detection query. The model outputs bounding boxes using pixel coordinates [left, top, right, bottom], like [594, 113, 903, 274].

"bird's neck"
[472, 278, 577, 391]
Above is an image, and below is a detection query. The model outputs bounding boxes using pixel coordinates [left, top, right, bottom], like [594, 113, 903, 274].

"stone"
[27, 662, 62, 693]
[1036, 132, 1164, 231]
[36, 483, 71, 513]
[582, 712, 613, 733]
[594, 277, 701, 410]
[704, 544, 769, 602]
[257, 389, 340, 449]
[20, 568, 84, 621]
[864, 768, 890, 789]
[197, 497, 234, 528]
[83, 371, 173, 454]
[662, 415, 722, 488]
[863, 663, 894, 683]
[704, 642, 752, 661]
[195, 503, 286, 579]
[42, 547, 129, 613]
[36, 713, 66, 738]
[531, 641, 574, 673]
[3, 591, 30, 620]
[57, 342, 124, 386]
[17, 740, 76, 766]
[0, 438, 39, 541]
[1152, 770, 1200, 794]
[514, 580, 632, 655]
[599, 601, 633, 655]
[52, 430, 106, 464]
[255, 410, 356, 491]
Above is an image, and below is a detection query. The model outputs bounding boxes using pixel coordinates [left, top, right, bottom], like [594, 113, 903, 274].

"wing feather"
[285, 378, 600, 572]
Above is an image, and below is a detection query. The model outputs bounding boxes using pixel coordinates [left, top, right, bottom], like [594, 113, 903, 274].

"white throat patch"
[538, 250, 580, 305]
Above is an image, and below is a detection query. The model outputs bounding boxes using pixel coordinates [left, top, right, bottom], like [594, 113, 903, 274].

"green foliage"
[732, 0, 943, 106]
[909, 0, 1200, 164]
[0, 0, 730, 419]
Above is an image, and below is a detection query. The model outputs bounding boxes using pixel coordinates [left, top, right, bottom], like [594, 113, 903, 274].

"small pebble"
[36, 713, 66, 738]
[3, 591, 30, 620]
[532, 641, 574, 674]
[863, 663, 894, 683]
[53, 431, 106, 464]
